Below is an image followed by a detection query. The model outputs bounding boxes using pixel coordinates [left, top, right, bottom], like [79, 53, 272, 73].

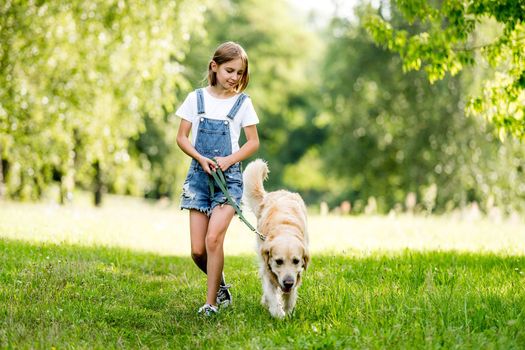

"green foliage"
[320, 8, 525, 214]
[0, 0, 206, 202]
[2, 0, 524, 214]
[1, 238, 524, 348]
[365, 0, 525, 140]
[134, 115, 186, 199]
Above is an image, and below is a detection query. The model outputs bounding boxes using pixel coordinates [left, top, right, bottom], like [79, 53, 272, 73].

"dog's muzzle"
[282, 276, 295, 293]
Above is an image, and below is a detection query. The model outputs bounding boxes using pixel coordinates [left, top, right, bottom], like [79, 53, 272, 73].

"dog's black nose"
[283, 279, 294, 289]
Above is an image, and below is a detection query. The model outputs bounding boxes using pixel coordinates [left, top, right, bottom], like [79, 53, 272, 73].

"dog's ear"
[302, 246, 310, 270]
[261, 245, 271, 266]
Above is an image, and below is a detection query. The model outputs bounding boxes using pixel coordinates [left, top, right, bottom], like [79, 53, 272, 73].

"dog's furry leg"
[282, 289, 298, 315]
[262, 275, 285, 318]
[259, 264, 270, 307]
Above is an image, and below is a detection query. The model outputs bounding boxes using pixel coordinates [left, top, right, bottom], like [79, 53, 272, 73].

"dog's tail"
[243, 159, 269, 216]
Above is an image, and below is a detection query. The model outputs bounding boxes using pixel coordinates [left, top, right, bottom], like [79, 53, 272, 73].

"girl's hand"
[214, 156, 234, 172]
[197, 156, 217, 174]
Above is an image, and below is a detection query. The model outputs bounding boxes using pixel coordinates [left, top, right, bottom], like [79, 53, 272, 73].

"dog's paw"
[269, 306, 286, 319]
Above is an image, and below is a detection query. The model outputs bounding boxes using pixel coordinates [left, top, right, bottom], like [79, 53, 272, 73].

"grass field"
[1, 196, 524, 256]
[1, 197, 525, 349]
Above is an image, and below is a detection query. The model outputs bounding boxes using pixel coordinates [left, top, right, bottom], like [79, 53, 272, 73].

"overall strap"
[196, 88, 205, 115]
[226, 93, 248, 120]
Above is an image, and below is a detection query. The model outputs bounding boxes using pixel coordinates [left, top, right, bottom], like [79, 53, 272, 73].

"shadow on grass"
[1, 238, 524, 349]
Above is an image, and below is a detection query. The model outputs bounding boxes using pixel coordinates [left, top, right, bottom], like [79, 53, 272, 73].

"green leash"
[208, 162, 265, 241]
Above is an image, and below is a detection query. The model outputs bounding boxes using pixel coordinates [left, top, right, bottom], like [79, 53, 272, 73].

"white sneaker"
[198, 304, 218, 316]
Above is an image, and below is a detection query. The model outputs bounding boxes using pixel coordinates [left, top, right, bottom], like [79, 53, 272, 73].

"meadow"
[1, 197, 524, 349]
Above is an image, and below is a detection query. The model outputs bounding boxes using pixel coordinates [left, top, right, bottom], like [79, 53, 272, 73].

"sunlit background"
[1, 0, 524, 254]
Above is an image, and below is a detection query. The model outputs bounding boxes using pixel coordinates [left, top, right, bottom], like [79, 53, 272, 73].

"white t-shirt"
[176, 88, 259, 153]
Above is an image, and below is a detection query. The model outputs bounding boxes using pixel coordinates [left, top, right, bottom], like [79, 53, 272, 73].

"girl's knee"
[191, 249, 206, 262]
[206, 232, 225, 251]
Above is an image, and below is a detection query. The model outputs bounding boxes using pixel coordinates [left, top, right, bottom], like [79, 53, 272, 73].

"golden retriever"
[243, 159, 310, 318]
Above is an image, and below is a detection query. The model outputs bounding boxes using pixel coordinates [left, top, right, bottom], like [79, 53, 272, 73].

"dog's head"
[262, 235, 310, 293]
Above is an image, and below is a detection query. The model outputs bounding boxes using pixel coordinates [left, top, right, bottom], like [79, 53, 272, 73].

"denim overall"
[180, 89, 248, 216]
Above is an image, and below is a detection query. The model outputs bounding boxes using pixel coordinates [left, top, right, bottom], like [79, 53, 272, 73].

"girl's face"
[211, 58, 245, 92]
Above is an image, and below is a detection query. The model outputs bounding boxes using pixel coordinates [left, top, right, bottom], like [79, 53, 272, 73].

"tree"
[318, 6, 525, 214]
[0, 0, 206, 204]
[365, 0, 525, 140]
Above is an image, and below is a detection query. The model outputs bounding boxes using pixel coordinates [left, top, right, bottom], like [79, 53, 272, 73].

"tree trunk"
[59, 149, 76, 204]
[93, 160, 103, 207]
[0, 157, 4, 199]
[0, 157, 8, 199]
[59, 171, 75, 205]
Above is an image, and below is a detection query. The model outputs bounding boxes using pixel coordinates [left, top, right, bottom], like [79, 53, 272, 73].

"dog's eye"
[275, 259, 283, 265]
[292, 258, 300, 265]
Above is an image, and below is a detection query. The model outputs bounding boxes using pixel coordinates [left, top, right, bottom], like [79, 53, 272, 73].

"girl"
[175, 42, 260, 316]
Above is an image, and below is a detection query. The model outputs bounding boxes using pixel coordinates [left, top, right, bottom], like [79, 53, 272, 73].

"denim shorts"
[180, 162, 243, 216]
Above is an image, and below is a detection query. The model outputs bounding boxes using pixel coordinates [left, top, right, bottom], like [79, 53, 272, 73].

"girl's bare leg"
[205, 205, 235, 306]
[189, 210, 209, 273]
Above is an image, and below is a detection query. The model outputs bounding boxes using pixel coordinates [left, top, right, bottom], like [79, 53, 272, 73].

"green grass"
[1, 197, 524, 348]
[1, 238, 524, 349]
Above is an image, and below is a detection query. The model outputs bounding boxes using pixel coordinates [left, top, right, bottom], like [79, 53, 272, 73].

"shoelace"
[217, 284, 232, 298]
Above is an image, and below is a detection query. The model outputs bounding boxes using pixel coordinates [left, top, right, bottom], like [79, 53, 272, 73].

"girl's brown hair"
[207, 42, 249, 93]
